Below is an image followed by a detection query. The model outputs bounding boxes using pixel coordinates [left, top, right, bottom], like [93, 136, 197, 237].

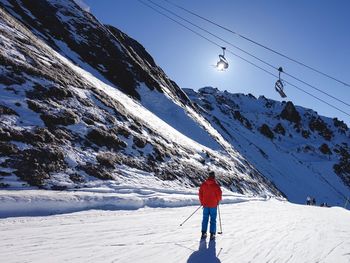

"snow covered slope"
[1, 199, 349, 262]
[0, 4, 281, 197]
[0, 0, 228, 151]
[185, 87, 350, 206]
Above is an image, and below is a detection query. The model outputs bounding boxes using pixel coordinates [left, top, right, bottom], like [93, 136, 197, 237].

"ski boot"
[201, 231, 207, 239]
[210, 233, 216, 240]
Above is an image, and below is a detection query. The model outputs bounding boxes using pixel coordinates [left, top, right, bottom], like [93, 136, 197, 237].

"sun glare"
[217, 62, 225, 71]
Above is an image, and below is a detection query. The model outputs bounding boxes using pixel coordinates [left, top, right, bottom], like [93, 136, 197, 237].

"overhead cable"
[145, 0, 350, 109]
[163, 0, 350, 88]
[137, 0, 350, 117]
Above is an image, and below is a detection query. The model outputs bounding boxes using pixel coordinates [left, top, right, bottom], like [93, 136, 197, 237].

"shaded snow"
[185, 88, 350, 206]
[0, 188, 256, 218]
[137, 83, 222, 150]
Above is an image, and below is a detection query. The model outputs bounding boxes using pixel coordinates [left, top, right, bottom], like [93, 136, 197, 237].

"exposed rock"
[129, 123, 143, 134]
[117, 126, 130, 138]
[259, 124, 274, 139]
[51, 128, 75, 142]
[0, 142, 19, 156]
[202, 101, 214, 111]
[309, 117, 333, 141]
[212, 116, 233, 138]
[86, 128, 127, 150]
[0, 127, 25, 142]
[0, 69, 26, 85]
[273, 123, 285, 135]
[0, 128, 11, 141]
[333, 117, 348, 134]
[333, 145, 350, 186]
[96, 152, 117, 168]
[82, 116, 95, 126]
[264, 99, 275, 108]
[27, 99, 47, 113]
[27, 127, 56, 144]
[319, 143, 332, 155]
[301, 130, 311, 139]
[280, 101, 301, 123]
[80, 164, 114, 180]
[133, 136, 147, 148]
[9, 147, 67, 187]
[0, 104, 18, 116]
[69, 173, 85, 183]
[40, 109, 79, 127]
[26, 84, 73, 101]
[233, 111, 252, 130]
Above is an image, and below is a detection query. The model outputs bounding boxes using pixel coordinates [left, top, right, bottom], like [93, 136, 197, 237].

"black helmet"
[208, 171, 215, 178]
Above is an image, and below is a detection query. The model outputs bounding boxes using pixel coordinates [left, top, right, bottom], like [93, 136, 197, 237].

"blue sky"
[84, 0, 350, 125]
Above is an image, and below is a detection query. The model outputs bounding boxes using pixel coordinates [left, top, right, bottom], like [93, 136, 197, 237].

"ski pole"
[180, 205, 202, 226]
[217, 204, 223, 234]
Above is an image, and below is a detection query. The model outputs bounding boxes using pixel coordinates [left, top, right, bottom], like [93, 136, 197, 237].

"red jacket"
[199, 178, 222, 208]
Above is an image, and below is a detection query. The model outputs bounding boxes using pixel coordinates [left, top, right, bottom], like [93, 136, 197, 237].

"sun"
[217, 61, 226, 71]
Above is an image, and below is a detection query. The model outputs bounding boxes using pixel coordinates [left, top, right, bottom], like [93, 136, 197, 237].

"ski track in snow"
[0, 200, 349, 263]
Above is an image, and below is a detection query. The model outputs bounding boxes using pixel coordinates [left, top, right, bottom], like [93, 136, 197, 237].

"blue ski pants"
[201, 207, 217, 234]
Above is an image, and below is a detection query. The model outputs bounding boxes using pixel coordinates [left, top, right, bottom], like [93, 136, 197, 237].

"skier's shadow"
[187, 239, 221, 263]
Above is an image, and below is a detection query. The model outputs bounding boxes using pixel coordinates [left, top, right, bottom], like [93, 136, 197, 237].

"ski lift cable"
[137, 0, 222, 48]
[162, 0, 350, 88]
[146, 0, 278, 70]
[145, 0, 350, 109]
[284, 72, 350, 108]
[137, 0, 350, 118]
[226, 50, 350, 118]
[284, 81, 350, 117]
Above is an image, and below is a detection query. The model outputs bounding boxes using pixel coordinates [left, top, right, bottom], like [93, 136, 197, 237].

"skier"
[312, 197, 316, 206]
[199, 171, 222, 240]
[306, 196, 311, 205]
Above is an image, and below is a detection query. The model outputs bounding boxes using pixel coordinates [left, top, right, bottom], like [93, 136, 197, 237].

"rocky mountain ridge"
[185, 87, 350, 205]
[0, 1, 281, 198]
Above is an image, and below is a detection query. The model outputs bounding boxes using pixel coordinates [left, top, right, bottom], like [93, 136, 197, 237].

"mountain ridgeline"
[0, 0, 280, 197]
[0, 0, 349, 206]
[185, 87, 350, 205]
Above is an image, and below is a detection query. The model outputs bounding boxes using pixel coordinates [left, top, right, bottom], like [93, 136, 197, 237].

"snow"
[0, 199, 349, 262]
[73, 0, 91, 13]
[0, 187, 254, 218]
[59, 56, 214, 153]
[137, 83, 222, 150]
[53, 39, 115, 86]
[185, 88, 350, 206]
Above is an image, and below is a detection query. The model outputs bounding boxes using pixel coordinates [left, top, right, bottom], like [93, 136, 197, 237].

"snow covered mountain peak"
[0, 1, 282, 199]
[185, 87, 350, 206]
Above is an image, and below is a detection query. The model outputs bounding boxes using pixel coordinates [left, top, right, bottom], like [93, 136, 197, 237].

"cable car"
[216, 47, 229, 71]
[275, 67, 287, 98]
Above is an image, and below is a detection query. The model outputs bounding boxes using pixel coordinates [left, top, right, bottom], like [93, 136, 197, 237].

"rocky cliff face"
[1, 0, 189, 102]
[185, 87, 350, 205]
[0, 1, 281, 197]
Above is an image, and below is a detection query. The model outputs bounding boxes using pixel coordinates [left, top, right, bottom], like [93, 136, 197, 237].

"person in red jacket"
[199, 171, 222, 240]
